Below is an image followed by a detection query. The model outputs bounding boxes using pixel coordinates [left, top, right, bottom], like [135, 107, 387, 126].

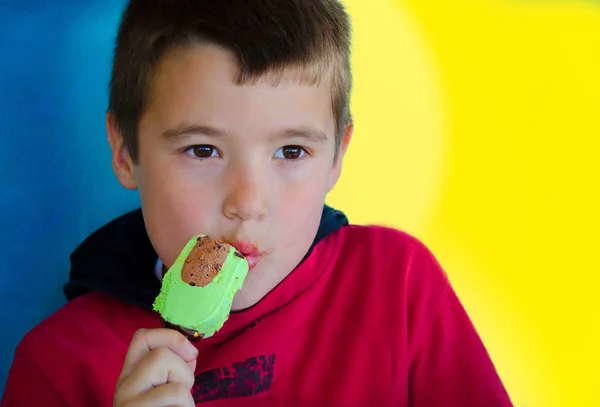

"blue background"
[0, 0, 137, 395]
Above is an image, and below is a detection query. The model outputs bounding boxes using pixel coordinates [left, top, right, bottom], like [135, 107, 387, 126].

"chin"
[231, 270, 270, 310]
[231, 289, 258, 311]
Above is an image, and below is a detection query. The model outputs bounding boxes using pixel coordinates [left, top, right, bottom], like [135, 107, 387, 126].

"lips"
[230, 240, 262, 270]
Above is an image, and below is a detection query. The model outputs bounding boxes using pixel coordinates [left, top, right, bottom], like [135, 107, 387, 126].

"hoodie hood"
[63, 205, 348, 311]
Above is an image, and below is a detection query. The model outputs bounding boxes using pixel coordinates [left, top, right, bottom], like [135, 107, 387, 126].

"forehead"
[142, 45, 336, 138]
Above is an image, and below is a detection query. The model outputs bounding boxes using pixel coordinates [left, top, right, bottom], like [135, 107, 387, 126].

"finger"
[120, 329, 198, 380]
[119, 346, 195, 398]
[122, 382, 195, 407]
[187, 358, 197, 376]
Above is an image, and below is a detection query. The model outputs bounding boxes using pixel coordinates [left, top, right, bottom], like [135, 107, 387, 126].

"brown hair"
[108, 0, 353, 163]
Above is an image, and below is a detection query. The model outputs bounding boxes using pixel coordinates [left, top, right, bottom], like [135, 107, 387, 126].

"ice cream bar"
[153, 235, 249, 340]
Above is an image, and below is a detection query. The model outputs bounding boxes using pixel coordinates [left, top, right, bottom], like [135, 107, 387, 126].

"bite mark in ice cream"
[181, 236, 229, 287]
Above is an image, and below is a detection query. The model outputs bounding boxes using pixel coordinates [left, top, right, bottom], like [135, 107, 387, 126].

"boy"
[1, 0, 514, 406]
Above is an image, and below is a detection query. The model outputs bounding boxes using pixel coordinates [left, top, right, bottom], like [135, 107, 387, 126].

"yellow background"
[328, 1, 600, 406]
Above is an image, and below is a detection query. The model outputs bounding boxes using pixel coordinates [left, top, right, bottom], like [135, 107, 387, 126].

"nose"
[222, 165, 269, 222]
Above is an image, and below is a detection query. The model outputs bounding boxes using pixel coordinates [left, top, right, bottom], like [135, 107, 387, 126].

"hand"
[114, 328, 199, 407]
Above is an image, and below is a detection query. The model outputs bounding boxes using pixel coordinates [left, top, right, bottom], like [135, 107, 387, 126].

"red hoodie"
[1, 209, 513, 406]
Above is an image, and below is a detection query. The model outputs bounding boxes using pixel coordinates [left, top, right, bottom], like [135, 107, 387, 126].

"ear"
[327, 121, 353, 192]
[107, 113, 138, 190]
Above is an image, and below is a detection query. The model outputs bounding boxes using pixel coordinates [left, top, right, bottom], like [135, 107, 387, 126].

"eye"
[274, 145, 308, 160]
[184, 145, 219, 159]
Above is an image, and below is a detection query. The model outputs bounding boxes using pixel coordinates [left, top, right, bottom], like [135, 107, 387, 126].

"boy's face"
[108, 45, 351, 310]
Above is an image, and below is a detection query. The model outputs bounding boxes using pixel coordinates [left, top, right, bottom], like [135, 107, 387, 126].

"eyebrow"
[277, 127, 329, 144]
[161, 123, 329, 144]
[162, 124, 229, 140]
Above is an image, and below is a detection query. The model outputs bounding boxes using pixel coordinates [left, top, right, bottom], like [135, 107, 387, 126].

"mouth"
[229, 240, 263, 270]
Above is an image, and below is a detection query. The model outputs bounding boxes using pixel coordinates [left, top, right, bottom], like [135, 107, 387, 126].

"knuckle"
[182, 371, 195, 386]
[151, 346, 172, 362]
[131, 328, 148, 344]
[172, 331, 188, 347]
[172, 382, 192, 396]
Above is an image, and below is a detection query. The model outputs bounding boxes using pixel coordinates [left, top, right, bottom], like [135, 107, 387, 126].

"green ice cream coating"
[152, 235, 249, 338]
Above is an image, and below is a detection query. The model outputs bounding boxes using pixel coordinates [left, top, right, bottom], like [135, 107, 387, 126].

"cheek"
[280, 179, 325, 211]
[136, 162, 220, 265]
[274, 163, 332, 240]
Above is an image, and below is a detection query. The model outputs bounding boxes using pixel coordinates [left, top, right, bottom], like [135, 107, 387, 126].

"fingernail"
[186, 341, 198, 357]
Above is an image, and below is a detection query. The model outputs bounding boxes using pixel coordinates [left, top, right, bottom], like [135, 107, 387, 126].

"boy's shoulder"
[340, 223, 422, 241]
[20, 293, 124, 344]
[16, 292, 155, 368]
[328, 224, 449, 294]
[335, 223, 440, 262]
[5, 292, 153, 406]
